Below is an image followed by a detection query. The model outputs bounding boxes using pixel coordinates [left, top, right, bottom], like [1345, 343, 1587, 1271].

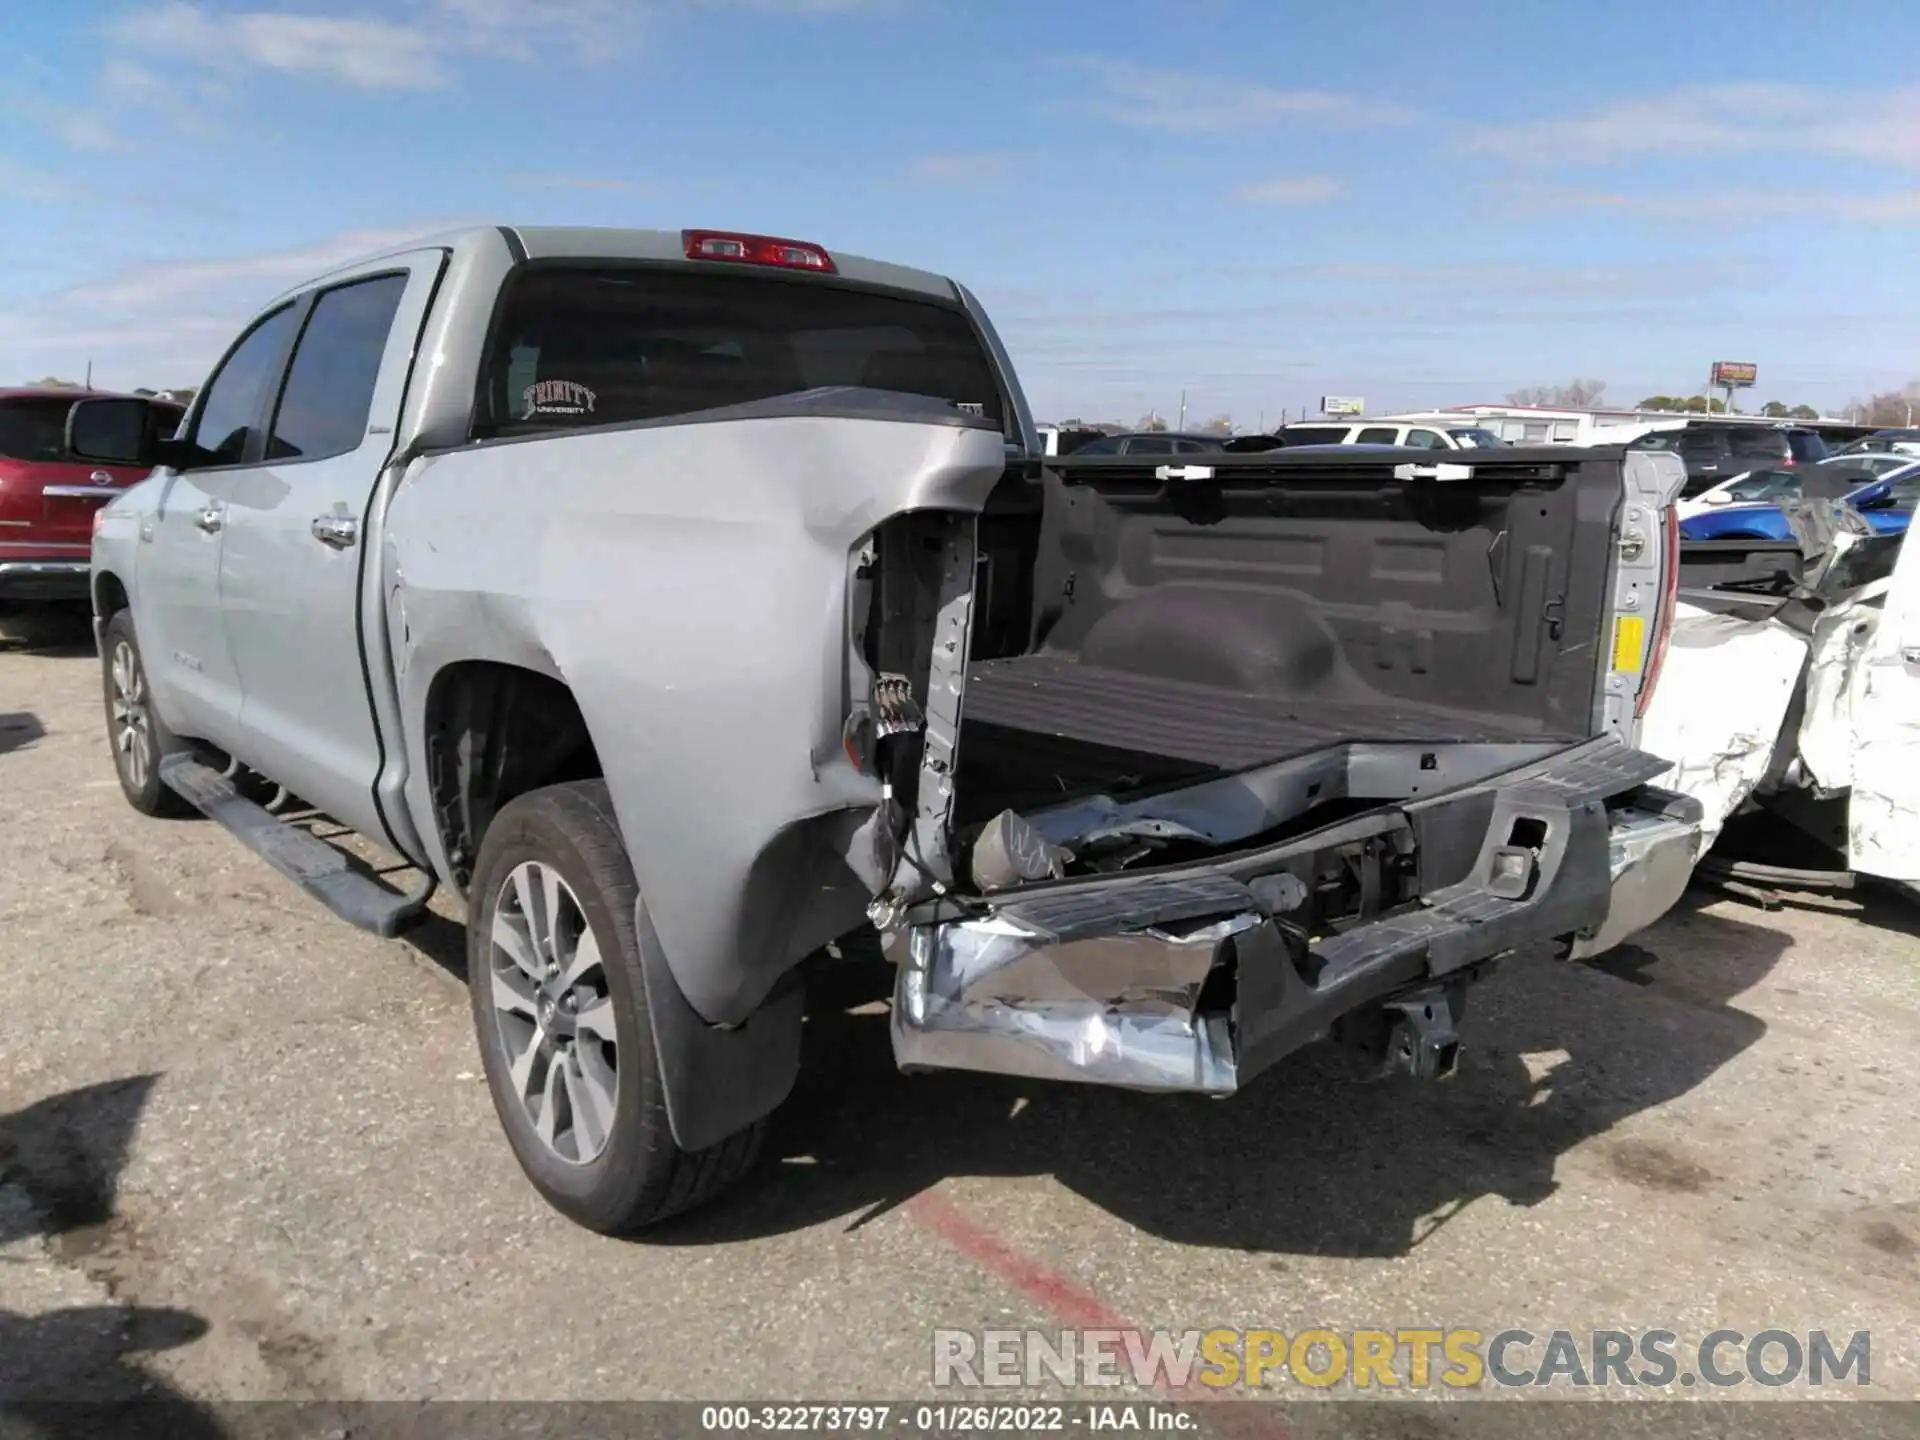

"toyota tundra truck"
[74, 224, 1700, 1233]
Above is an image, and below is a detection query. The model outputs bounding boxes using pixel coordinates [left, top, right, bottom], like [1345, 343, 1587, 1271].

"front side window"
[1071, 436, 1123, 455]
[1356, 426, 1399, 444]
[476, 266, 1001, 439]
[1447, 427, 1504, 448]
[191, 304, 300, 465]
[268, 274, 408, 463]
[1724, 469, 1801, 502]
[1126, 436, 1176, 455]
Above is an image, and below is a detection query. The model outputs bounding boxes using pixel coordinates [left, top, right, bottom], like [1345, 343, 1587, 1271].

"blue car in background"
[1678, 458, 1920, 541]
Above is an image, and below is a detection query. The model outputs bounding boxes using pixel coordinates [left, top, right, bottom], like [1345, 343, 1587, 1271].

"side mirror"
[65, 397, 165, 467]
[1853, 482, 1896, 511]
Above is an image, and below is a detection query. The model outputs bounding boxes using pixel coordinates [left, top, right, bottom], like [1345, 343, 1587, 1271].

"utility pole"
[85, 359, 93, 389]
[1178, 390, 1187, 431]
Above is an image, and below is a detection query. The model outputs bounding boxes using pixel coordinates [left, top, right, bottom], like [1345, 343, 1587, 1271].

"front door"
[135, 303, 303, 750]
[219, 255, 445, 842]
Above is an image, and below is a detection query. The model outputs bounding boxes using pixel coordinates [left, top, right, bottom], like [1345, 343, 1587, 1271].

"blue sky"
[2, 0, 1916, 424]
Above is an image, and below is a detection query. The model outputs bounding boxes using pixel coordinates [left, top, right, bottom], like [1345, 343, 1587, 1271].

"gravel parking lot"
[3, 619, 1919, 1426]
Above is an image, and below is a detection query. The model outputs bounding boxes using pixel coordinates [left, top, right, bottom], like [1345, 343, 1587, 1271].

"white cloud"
[1231, 175, 1345, 205]
[511, 172, 651, 193]
[0, 225, 453, 387]
[106, 3, 455, 89]
[907, 153, 1012, 183]
[1067, 57, 1415, 134]
[1490, 182, 1920, 225]
[1462, 83, 1920, 169]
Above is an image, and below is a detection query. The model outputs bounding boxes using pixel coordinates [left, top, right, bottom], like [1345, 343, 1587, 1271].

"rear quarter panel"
[384, 409, 1007, 1024]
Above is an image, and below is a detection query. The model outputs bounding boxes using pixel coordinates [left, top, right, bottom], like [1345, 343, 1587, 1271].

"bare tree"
[1506, 379, 1607, 408]
[1196, 413, 1232, 436]
[1843, 383, 1920, 427]
[1134, 412, 1169, 433]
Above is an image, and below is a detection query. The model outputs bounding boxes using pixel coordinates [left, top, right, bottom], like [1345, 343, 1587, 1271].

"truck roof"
[282, 224, 964, 306]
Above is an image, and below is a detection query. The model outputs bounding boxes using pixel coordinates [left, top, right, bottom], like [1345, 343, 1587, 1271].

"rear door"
[219, 253, 444, 840]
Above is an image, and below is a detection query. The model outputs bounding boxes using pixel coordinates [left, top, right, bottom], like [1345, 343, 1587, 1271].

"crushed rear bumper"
[889, 738, 1703, 1094]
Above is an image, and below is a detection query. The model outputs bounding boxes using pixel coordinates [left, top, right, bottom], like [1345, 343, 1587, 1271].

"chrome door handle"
[194, 506, 223, 533]
[311, 514, 358, 549]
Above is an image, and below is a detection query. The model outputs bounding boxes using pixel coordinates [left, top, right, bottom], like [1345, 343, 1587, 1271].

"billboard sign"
[1710, 362, 1758, 388]
[1321, 395, 1365, 416]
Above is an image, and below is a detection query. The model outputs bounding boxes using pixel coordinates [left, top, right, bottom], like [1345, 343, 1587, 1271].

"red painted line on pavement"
[903, 1191, 1293, 1439]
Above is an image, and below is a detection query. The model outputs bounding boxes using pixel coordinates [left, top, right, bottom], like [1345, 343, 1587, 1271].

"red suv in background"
[0, 387, 185, 605]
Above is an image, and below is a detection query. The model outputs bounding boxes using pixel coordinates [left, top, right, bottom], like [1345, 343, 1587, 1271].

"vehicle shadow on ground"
[661, 892, 1788, 1259]
[0, 1077, 225, 1439]
[0, 712, 46, 758]
[0, 604, 95, 658]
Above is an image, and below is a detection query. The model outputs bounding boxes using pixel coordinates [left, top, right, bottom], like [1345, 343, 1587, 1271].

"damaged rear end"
[855, 445, 1698, 1093]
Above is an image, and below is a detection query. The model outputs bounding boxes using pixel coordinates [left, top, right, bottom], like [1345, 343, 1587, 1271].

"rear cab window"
[474, 265, 1004, 441]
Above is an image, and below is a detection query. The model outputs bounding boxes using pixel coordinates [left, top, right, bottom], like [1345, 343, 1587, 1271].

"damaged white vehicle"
[1667, 507, 1920, 894]
[77, 225, 1701, 1232]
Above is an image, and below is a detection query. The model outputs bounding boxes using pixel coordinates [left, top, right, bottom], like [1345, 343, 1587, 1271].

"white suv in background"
[1282, 420, 1508, 450]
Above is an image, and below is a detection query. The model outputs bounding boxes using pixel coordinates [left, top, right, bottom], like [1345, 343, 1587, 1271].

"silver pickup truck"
[73, 224, 1701, 1233]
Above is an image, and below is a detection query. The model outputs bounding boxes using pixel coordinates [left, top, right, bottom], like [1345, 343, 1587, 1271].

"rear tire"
[100, 610, 194, 818]
[466, 779, 766, 1233]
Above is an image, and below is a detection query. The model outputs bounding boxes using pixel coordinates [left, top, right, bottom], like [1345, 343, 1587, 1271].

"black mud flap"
[635, 896, 804, 1152]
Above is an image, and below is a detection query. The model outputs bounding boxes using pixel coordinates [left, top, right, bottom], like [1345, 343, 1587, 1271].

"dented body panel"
[383, 404, 1008, 1022]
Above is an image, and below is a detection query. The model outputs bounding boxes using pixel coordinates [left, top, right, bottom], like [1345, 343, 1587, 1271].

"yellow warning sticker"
[1612, 614, 1647, 673]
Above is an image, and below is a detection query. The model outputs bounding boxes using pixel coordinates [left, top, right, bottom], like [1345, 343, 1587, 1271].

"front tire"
[466, 780, 766, 1233]
[100, 610, 193, 818]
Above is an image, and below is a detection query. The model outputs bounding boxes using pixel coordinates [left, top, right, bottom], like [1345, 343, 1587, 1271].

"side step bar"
[159, 755, 436, 938]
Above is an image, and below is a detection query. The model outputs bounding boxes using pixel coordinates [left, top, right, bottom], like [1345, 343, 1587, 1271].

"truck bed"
[964, 653, 1550, 771]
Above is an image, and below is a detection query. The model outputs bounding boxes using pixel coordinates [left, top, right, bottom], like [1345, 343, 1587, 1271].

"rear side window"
[268, 274, 408, 463]
[1728, 430, 1788, 459]
[191, 304, 301, 465]
[1355, 426, 1399, 444]
[476, 266, 1001, 438]
[1126, 436, 1176, 455]
[1283, 426, 1348, 445]
[0, 399, 74, 461]
[1071, 436, 1123, 456]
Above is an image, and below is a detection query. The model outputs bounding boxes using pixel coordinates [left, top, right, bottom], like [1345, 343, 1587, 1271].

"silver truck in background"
[75, 224, 1699, 1233]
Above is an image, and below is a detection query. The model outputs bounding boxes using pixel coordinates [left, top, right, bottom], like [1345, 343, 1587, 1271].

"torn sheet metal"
[1637, 601, 1808, 852]
[890, 910, 1254, 1093]
[1795, 596, 1883, 797]
[1834, 516, 1920, 882]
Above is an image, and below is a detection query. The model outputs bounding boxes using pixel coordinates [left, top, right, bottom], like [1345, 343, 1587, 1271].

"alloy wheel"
[487, 860, 619, 1164]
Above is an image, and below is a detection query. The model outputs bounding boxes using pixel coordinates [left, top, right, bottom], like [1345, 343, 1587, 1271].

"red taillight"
[1635, 504, 1681, 718]
[682, 229, 836, 274]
